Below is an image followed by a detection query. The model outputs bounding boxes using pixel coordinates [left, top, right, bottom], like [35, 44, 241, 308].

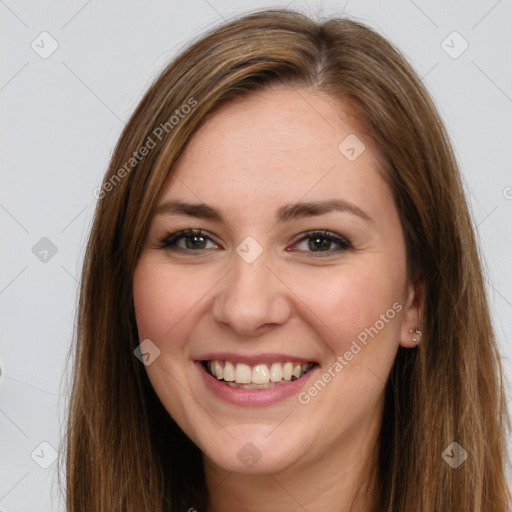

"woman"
[62, 8, 511, 511]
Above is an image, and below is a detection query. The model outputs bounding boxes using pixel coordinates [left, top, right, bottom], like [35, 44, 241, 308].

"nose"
[211, 250, 292, 337]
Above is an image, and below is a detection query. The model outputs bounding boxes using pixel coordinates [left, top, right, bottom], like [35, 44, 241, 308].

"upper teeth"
[206, 360, 314, 384]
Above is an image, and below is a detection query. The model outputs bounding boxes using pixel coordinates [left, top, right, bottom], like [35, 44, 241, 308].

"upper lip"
[195, 352, 318, 365]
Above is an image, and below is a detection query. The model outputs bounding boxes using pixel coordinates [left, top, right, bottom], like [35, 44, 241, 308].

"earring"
[409, 327, 422, 345]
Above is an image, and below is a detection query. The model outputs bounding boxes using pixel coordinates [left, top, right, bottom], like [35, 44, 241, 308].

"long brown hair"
[61, 8, 511, 511]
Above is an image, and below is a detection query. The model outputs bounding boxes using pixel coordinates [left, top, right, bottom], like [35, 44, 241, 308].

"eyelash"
[156, 229, 353, 257]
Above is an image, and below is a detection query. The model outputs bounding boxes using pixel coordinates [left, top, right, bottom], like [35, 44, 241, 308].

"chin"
[199, 428, 304, 475]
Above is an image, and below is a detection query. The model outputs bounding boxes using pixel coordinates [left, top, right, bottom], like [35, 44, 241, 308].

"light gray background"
[1, 1, 511, 510]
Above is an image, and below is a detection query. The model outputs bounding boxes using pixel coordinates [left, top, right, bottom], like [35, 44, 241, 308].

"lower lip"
[195, 361, 319, 407]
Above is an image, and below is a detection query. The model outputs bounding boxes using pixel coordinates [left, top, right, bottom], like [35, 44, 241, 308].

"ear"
[399, 276, 425, 348]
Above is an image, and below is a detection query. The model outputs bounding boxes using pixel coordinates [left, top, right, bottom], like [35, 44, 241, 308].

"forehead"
[160, 87, 390, 219]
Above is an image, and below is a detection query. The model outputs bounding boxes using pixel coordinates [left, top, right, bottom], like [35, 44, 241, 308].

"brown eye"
[288, 230, 352, 256]
[308, 235, 333, 252]
[159, 230, 219, 252]
[184, 234, 208, 249]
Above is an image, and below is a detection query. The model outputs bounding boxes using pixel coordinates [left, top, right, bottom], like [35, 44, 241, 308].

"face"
[133, 87, 421, 476]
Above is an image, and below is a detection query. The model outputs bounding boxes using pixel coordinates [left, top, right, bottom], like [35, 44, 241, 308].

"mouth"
[201, 359, 317, 390]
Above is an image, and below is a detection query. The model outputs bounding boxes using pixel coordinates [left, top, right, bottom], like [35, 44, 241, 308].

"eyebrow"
[154, 199, 373, 223]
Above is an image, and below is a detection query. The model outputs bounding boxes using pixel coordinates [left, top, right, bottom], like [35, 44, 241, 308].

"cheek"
[132, 257, 201, 344]
[290, 262, 406, 425]
[291, 258, 406, 361]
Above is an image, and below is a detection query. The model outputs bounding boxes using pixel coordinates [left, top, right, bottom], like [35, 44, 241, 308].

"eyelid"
[288, 230, 353, 255]
[156, 228, 353, 256]
[157, 229, 222, 251]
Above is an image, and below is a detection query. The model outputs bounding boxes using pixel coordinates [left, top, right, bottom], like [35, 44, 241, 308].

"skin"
[133, 86, 424, 512]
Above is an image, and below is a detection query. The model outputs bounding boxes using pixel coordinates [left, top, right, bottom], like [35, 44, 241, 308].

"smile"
[203, 360, 316, 389]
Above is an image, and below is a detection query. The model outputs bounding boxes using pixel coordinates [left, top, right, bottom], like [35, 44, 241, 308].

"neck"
[204, 408, 382, 512]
